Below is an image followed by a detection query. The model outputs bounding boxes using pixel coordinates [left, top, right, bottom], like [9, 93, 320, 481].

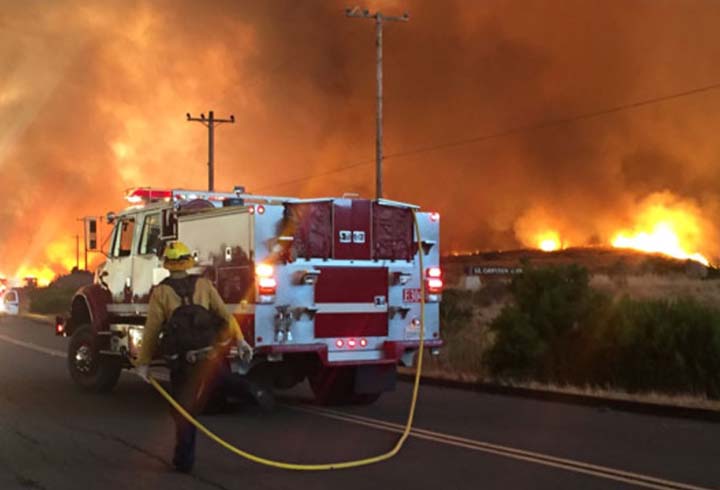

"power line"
[383, 81, 720, 162]
[255, 157, 373, 192]
[256, 80, 720, 191]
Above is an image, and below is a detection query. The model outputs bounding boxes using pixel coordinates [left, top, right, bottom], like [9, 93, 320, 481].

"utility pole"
[186, 111, 235, 191]
[346, 6, 409, 200]
[75, 234, 79, 271]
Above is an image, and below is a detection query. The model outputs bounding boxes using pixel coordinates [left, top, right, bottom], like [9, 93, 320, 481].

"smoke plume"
[3, 0, 720, 278]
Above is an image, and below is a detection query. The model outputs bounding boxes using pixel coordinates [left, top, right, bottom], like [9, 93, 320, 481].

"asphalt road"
[0, 315, 717, 490]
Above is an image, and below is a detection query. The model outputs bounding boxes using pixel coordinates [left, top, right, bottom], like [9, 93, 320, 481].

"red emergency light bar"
[125, 188, 172, 203]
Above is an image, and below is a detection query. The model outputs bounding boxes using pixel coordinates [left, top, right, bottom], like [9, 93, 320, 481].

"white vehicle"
[1, 289, 20, 316]
[57, 187, 443, 404]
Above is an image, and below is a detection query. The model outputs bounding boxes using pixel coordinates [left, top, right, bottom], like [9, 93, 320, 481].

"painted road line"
[0, 332, 714, 490]
[292, 405, 712, 490]
[0, 333, 170, 382]
[0, 333, 66, 358]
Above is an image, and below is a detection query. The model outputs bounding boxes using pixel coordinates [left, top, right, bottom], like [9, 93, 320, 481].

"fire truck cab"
[58, 187, 442, 404]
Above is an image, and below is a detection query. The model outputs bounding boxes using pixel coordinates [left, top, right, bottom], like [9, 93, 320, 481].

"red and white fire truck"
[57, 187, 442, 404]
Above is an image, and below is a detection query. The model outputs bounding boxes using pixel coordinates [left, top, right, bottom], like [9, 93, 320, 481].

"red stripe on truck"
[314, 266, 389, 338]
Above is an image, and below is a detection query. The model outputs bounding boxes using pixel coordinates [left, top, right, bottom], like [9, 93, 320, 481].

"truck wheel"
[309, 367, 382, 405]
[68, 325, 121, 393]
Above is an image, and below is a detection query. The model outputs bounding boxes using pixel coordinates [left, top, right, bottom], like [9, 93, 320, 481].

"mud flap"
[354, 364, 396, 394]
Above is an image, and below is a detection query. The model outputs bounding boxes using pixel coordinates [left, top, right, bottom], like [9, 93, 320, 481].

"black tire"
[68, 325, 121, 393]
[309, 367, 382, 405]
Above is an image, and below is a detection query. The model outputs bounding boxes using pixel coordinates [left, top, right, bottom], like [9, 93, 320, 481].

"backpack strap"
[161, 275, 200, 306]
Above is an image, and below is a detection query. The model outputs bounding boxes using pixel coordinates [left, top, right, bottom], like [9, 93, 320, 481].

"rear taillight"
[425, 267, 443, 298]
[334, 338, 368, 349]
[256, 263, 277, 296]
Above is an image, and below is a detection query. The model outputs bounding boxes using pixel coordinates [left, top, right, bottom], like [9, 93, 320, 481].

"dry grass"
[428, 274, 720, 411]
[591, 274, 720, 306]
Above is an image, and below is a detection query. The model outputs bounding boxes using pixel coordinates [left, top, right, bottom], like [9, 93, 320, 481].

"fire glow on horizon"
[610, 196, 710, 266]
[4, 2, 720, 282]
[518, 193, 712, 266]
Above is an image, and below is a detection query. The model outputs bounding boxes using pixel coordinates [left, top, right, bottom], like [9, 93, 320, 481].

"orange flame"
[536, 231, 562, 252]
[11, 237, 80, 287]
[13, 265, 56, 287]
[611, 194, 710, 266]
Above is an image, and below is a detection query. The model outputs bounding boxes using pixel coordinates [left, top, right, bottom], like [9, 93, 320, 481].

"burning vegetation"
[3, 1, 720, 282]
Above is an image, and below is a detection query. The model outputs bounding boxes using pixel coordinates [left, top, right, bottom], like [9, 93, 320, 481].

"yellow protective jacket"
[137, 274, 243, 365]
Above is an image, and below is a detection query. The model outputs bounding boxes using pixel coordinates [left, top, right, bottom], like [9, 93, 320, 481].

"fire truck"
[57, 187, 442, 404]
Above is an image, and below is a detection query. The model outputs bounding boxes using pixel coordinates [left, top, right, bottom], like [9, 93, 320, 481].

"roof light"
[248, 206, 255, 215]
[257, 205, 265, 215]
[335, 339, 344, 348]
[347, 338, 357, 348]
[430, 212, 440, 222]
[125, 188, 172, 203]
[359, 338, 368, 347]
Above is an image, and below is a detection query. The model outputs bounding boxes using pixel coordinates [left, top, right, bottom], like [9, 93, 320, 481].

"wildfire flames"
[536, 231, 562, 252]
[4, 2, 720, 282]
[610, 194, 710, 266]
[2, 236, 91, 287]
[517, 193, 712, 266]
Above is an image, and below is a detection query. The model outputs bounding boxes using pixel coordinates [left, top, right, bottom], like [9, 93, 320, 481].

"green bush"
[28, 287, 75, 315]
[485, 264, 720, 397]
[440, 289, 474, 338]
[602, 297, 720, 396]
[483, 306, 544, 379]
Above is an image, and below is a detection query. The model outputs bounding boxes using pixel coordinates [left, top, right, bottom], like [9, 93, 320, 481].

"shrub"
[440, 289, 474, 338]
[486, 264, 610, 383]
[486, 264, 720, 397]
[603, 297, 720, 397]
[483, 306, 544, 379]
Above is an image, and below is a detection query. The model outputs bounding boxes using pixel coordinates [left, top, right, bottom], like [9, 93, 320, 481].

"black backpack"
[158, 276, 229, 366]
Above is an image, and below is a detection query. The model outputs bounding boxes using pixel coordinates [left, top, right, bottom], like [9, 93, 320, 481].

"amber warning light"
[256, 264, 277, 295]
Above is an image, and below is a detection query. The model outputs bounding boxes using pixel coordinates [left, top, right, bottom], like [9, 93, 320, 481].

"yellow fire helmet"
[163, 241, 194, 271]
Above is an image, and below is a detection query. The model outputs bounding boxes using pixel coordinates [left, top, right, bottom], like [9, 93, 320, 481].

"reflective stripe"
[227, 304, 256, 314]
[314, 303, 388, 314]
[108, 303, 254, 315]
[107, 304, 148, 314]
[327, 350, 384, 362]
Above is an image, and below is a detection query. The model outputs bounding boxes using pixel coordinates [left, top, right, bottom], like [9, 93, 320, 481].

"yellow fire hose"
[148, 211, 427, 470]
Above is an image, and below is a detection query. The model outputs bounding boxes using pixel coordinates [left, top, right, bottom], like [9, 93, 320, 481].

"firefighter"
[133, 240, 262, 473]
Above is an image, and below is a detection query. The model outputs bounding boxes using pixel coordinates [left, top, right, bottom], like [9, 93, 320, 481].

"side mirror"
[106, 212, 116, 224]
